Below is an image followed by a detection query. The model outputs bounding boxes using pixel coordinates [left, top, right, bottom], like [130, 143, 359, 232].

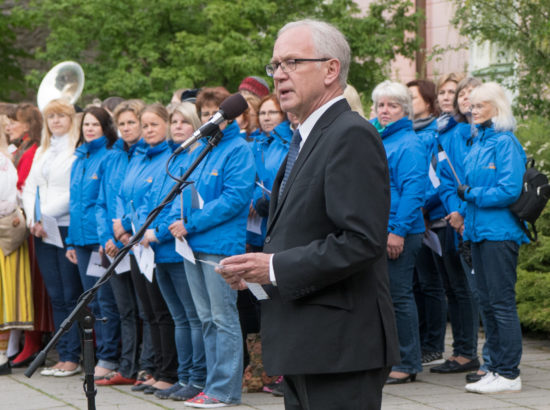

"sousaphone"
[37, 61, 84, 111]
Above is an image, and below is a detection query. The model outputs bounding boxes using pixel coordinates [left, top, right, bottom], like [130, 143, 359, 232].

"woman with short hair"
[136, 102, 207, 401]
[95, 99, 150, 386]
[168, 87, 256, 407]
[371, 80, 426, 384]
[461, 82, 526, 394]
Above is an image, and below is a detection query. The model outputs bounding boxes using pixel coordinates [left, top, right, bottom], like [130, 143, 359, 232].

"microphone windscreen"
[220, 93, 248, 120]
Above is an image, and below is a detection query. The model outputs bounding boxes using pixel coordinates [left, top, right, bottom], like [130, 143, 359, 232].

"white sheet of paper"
[86, 251, 106, 277]
[191, 185, 204, 209]
[136, 244, 155, 282]
[106, 254, 131, 274]
[246, 282, 270, 300]
[41, 214, 64, 248]
[423, 229, 442, 257]
[255, 181, 272, 196]
[175, 237, 196, 264]
[196, 258, 222, 268]
[428, 163, 440, 188]
[247, 213, 262, 235]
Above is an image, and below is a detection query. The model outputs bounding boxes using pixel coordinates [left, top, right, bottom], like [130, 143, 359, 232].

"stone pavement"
[2, 327, 550, 409]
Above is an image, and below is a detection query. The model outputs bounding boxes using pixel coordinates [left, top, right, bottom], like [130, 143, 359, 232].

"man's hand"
[217, 253, 273, 290]
[169, 220, 188, 238]
[387, 233, 404, 260]
[445, 211, 464, 234]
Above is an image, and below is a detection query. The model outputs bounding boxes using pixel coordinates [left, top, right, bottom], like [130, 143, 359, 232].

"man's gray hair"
[279, 19, 350, 89]
[372, 80, 413, 120]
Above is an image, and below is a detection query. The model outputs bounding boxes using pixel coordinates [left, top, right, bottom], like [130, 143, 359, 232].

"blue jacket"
[437, 122, 474, 216]
[96, 138, 146, 247]
[67, 136, 110, 247]
[376, 117, 426, 236]
[462, 123, 528, 244]
[247, 121, 292, 246]
[414, 117, 446, 220]
[137, 148, 186, 264]
[169, 121, 256, 256]
[115, 140, 172, 235]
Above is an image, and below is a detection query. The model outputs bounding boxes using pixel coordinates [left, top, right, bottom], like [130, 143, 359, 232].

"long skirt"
[0, 241, 34, 330]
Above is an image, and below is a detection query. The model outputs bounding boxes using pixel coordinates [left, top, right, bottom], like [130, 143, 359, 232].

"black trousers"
[284, 367, 390, 410]
[130, 258, 178, 383]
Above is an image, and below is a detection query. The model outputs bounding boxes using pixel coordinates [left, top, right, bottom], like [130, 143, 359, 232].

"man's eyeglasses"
[265, 58, 330, 77]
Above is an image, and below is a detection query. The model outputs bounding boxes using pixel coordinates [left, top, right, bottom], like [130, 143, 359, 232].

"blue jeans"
[414, 243, 447, 353]
[110, 269, 140, 378]
[184, 253, 243, 404]
[75, 245, 121, 369]
[388, 233, 423, 374]
[471, 240, 522, 379]
[460, 251, 491, 373]
[434, 227, 477, 359]
[156, 262, 206, 388]
[34, 226, 82, 363]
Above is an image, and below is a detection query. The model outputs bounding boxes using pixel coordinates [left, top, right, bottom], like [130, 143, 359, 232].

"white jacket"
[22, 135, 75, 227]
[0, 152, 18, 217]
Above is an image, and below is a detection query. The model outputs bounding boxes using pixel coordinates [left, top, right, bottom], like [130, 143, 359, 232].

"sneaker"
[422, 352, 444, 366]
[171, 384, 202, 401]
[465, 372, 498, 392]
[184, 392, 234, 408]
[466, 373, 521, 394]
[154, 382, 184, 399]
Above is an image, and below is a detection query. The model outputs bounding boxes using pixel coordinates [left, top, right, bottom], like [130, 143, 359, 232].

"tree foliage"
[15, 0, 420, 104]
[452, 0, 550, 118]
[0, 1, 26, 100]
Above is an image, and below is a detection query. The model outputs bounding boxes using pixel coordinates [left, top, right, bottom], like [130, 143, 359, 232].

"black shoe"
[143, 385, 159, 395]
[0, 361, 12, 375]
[465, 371, 486, 383]
[131, 383, 151, 392]
[271, 383, 284, 397]
[10, 353, 39, 368]
[385, 373, 416, 385]
[430, 358, 480, 374]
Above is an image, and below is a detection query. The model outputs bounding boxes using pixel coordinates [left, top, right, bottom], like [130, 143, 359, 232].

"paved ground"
[2, 327, 550, 409]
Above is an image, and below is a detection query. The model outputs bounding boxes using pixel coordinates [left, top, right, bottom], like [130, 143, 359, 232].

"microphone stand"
[24, 128, 225, 410]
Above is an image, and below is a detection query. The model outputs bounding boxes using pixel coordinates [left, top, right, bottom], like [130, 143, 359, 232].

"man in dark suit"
[218, 19, 399, 409]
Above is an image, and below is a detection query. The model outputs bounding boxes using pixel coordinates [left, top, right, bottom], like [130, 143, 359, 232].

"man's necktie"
[279, 129, 302, 201]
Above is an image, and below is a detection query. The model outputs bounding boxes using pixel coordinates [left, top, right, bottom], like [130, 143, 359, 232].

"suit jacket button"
[265, 236, 271, 244]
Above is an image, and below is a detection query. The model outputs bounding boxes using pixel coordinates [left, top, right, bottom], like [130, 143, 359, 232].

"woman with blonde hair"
[113, 103, 178, 394]
[0, 113, 33, 375]
[22, 99, 83, 377]
[95, 99, 151, 386]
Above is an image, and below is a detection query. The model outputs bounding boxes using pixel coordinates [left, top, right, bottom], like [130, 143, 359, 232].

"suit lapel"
[267, 99, 351, 234]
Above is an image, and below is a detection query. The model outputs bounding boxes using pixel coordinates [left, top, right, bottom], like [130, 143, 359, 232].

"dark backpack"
[509, 159, 550, 241]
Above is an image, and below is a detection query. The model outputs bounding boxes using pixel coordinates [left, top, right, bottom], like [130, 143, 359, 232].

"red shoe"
[95, 372, 136, 386]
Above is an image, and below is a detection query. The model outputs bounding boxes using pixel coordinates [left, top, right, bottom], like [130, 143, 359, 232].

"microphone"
[173, 93, 248, 154]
